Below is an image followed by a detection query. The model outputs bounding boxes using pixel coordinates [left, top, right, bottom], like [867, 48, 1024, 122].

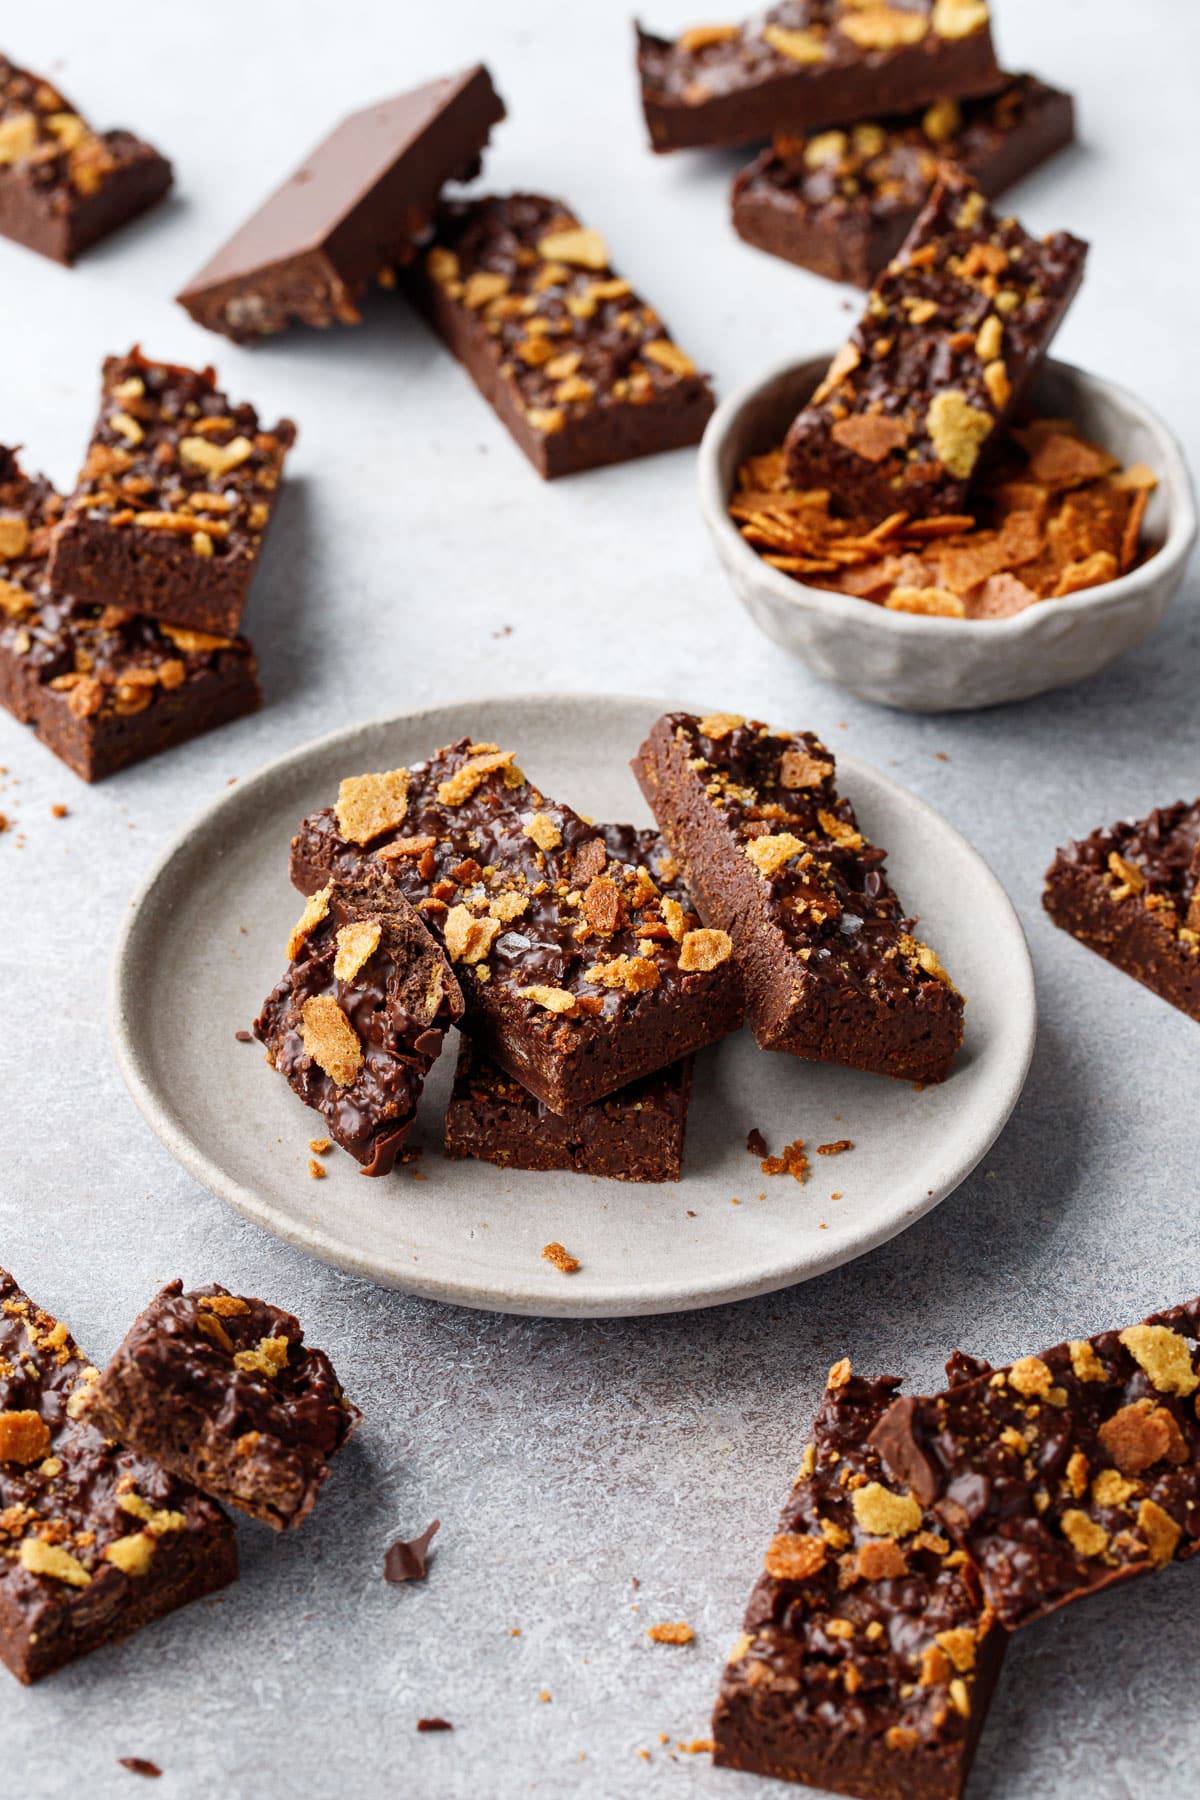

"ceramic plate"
[110, 695, 1036, 1318]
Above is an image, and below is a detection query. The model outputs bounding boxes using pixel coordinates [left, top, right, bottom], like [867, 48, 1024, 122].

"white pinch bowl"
[698, 353, 1197, 712]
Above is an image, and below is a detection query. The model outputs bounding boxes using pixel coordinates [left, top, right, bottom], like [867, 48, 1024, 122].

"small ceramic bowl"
[698, 354, 1197, 712]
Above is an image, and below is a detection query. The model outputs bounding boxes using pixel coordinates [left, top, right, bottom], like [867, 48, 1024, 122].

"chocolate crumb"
[385, 1518, 440, 1583]
[234, 1029, 253, 1043]
[417, 1718, 453, 1733]
[118, 1760, 162, 1779]
[817, 1139, 854, 1156]
[745, 1127, 768, 1157]
[542, 1241, 580, 1274]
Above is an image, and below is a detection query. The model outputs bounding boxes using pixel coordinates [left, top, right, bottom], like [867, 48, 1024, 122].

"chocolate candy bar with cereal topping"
[1043, 800, 1200, 1021]
[870, 1298, 1200, 1630]
[444, 1021, 694, 1183]
[0, 53, 171, 265]
[86, 1282, 361, 1533]
[713, 1356, 1005, 1800]
[636, 2, 1003, 154]
[732, 74, 1074, 288]
[289, 742, 744, 1114]
[634, 711, 963, 1083]
[255, 861, 465, 1175]
[47, 350, 296, 635]
[0, 447, 260, 781]
[0, 1267, 236, 1685]
[783, 171, 1087, 521]
[177, 66, 505, 343]
[407, 193, 714, 479]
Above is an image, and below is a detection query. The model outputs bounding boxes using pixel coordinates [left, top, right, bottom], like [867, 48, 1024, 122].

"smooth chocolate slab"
[178, 66, 505, 341]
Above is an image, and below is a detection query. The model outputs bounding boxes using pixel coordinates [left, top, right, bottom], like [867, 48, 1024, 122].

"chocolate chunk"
[732, 74, 1074, 287]
[255, 862, 464, 1173]
[634, 712, 963, 1083]
[416, 1718, 453, 1732]
[177, 66, 505, 342]
[407, 193, 714, 479]
[871, 1297, 1200, 1628]
[1044, 800, 1200, 1021]
[0, 54, 171, 264]
[745, 1127, 769, 1157]
[783, 171, 1087, 520]
[0, 1268, 236, 1685]
[384, 1519, 440, 1583]
[289, 750, 743, 1114]
[46, 351, 296, 636]
[637, 4, 1004, 153]
[86, 1281, 361, 1534]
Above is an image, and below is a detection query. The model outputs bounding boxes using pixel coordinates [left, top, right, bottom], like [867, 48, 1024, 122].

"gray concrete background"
[1, 0, 1197, 1794]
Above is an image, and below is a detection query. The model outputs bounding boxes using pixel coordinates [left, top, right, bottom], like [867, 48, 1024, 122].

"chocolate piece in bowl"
[85, 1283, 360, 1534]
[636, 2, 1003, 153]
[0, 53, 171, 264]
[713, 1357, 1005, 1799]
[289, 743, 744, 1114]
[783, 171, 1088, 521]
[0, 1267, 236, 1685]
[255, 861, 465, 1175]
[177, 66, 505, 342]
[0, 446, 260, 780]
[870, 1297, 1200, 1629]
[634, 711, 963, 1083]
[1044, 800, 1200, 1020]
[47, 350, 296, 636]
[732, 74, 1075, 287]
[407, 193, 714, 478]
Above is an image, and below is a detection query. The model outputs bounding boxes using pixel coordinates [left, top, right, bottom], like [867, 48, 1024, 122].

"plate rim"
[108, 691, 1038, 1318]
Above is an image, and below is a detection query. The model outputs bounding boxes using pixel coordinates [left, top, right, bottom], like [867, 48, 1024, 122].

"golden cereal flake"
[333, 920, 382, 982]
[851, 1482, 922, 1539]
[300, 995, 364, 1086]
[763, 1532, 826, 1580]
[523, 812, 562, 851]
[286, 884, 332, 960]
[233, 1335, 291, 1378]
[1069, 1339, 1107, 1382]
[536, 227, 608, 270]
[698, 712, 745, 739]
[104, 1531, 157, 1576]
[678, 928, 732, 972]
[0, 1409, 51, 1465]
[0, 516, 31, 558]
[762, 23, 828, 63]
[1119, 1324, 1199, 1396]
[335, 769, 410, 844]
[933, 0, 991, 39]
[436, 749, 517, 806]
[519, 984, 578, 1015]
[1059, 1509, 1109, 1558]
[744, 833, 804, 879]
[1137, 1498, 1182, 1568]
[926, 390, 994, 479]
[19, 1537, 91, 1587]
[444, 905, 501, 966]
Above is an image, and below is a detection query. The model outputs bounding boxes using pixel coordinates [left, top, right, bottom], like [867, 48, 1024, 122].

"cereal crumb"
[761, 1138, 810, 1183]
[51, 803, 68, 818]
[542, 1242, 580, 1274]
[817, 1139, 854, 1156]
[647, 1622, 694, 1645]
[309, 1138, 331, 1154]
[308, 1158, 327, 1180]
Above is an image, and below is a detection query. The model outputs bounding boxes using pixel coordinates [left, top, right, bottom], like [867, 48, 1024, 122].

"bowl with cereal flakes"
[699, 353, 1196, 711]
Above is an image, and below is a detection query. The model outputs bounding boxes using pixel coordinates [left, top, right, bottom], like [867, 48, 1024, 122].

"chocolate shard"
[177, 66, 505, 342]
[384, 1519, 440, 1584]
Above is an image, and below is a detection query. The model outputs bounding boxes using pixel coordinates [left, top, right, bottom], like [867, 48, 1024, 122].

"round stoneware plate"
[110, 694, 1036, 1318]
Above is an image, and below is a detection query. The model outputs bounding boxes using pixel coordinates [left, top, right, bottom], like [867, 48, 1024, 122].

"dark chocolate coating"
[636, 4, 1004, 153]
[177, 65, 505, 342]
[871, 1298, 1200, 1630]
[783, 170, 1088, 519]
[732, 74, 1075, 287]
[0, 55, 171, 265]
[0, 445, 260, 781]
[444, 1036, 693, 1182]
[407, 193, 714, 479]
[289, 739, 744, 1114]
[87, 1282, 361, 1534]
[1043, 801, 1200, 1021]
[47, 351, 296, 635]
[255, 863, 464, 1173]
[634, 712, 963, 1083]
[713, 1363, 1005, 1799]
[0, 1268, 236, 1685]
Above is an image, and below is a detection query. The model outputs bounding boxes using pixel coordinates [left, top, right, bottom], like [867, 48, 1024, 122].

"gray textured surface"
[1, 1, 1198, 1795]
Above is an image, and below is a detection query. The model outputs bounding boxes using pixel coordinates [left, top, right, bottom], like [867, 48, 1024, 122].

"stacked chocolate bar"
[635, 4, 1075, 289]
[256, 709, 962, 1179]
[0, 350, 294, 780]
[714, 1296, 1200, 1795]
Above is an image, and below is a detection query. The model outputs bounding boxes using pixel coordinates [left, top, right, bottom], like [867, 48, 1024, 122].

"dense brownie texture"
[732, 75, 1074, 287]
[634, 712, 963, 1083]
[784, 172, 1087, 520]
[1043, 801, 1200, 1021]
[713, 1359, 1004, 1799]
[177, 65, 505, 342]
[0, 446, 260, 780]
[636, 2, 1003, 153]
[87, 1283, 361, 1533]
[871, 1298, 1200, 1630]
[444, 1036, 694, 1183]
[0, 54, 171, 264]
[255, 862, 464, 1174]
[289, 740, 744, 1114]
[47, 350, 296, 634]
[0, 1268, 236, 1685]
[408, 193, 714, 478]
